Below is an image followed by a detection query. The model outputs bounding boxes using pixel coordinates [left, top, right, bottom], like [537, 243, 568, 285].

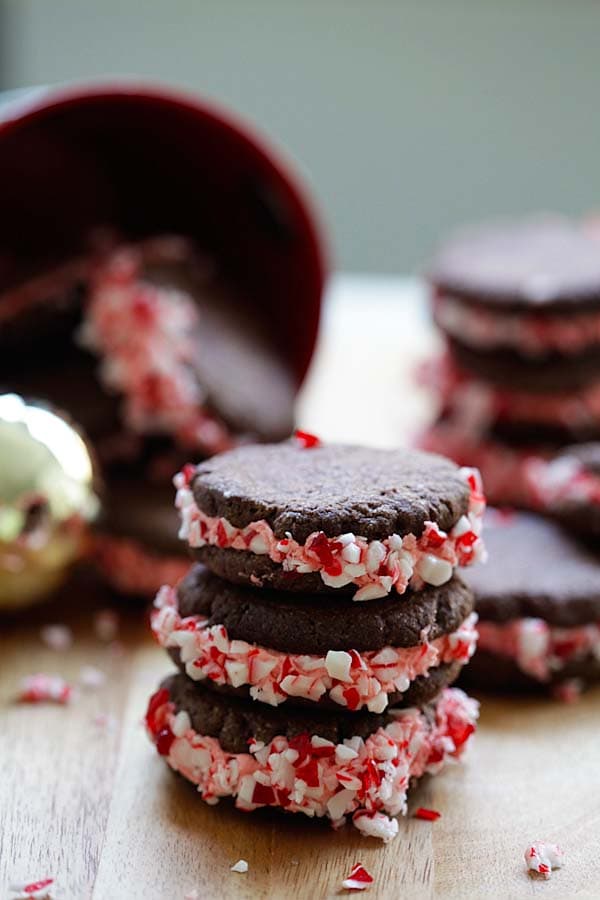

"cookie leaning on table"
[174, 441, 486, 599]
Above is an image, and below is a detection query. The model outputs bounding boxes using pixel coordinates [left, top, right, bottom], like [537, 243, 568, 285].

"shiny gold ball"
[0, 393, 100, 610]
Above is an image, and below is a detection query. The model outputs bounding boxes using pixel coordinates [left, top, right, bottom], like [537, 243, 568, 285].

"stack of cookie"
[420, 217, 600, 507]
[145, 440, 486, 839]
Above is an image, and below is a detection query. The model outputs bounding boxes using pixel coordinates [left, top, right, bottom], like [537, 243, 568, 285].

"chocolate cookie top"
[462, 511, 600, 626]
[177, 564, 474, 654]
[161, 673, 436, 753]
[191, 443, 470, 542]
[430, 218, 600, 311]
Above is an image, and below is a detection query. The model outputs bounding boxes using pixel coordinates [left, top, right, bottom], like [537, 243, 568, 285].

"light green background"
[2, 0, 599, 272]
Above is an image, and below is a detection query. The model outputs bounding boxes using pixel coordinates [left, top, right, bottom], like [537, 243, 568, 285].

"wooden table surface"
[1, 277, 598, 899]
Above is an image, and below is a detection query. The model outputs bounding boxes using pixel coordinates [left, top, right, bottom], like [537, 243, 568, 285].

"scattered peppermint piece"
[342, 863, 373, 891]
[183, 891, 200, 900]
[230, 859, 248, 874]
[94, 609, 119, 641]
[79, 665, 107, 690]
[17, 674, 74, 705]
[9, 877, 54, 899]
[352, 810, 399, 842]
[40, 625, 73, 651]
[92, 712, 117, 732]
[552, 679, 583, 704]
[294, 429, 321, 449]
[414, 807, 441, 821]
[525, 841, 564, 879]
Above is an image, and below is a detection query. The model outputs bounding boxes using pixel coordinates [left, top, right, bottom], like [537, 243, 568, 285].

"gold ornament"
[0, 393, 100, 609]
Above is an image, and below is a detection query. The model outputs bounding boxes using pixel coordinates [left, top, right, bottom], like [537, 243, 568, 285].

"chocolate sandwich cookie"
[460, 510, 600, 697]
[145, 673, 478, 839]
[175, 442, 486, 598]
[1, 235, 296, 468]
[94, 477, 191, 599]
[152, 564, 477, 712]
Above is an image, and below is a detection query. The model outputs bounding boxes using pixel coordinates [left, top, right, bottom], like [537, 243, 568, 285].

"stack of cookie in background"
[420, 217, 600, 508]
[418, 216, 600, 699]
[146, 440, 486, 839]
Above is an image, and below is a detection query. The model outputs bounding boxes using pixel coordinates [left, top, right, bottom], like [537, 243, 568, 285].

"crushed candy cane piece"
[94, 609, 119, 641]
[183, 890, 200, 900]
[9, 878, 54, 899]
[230, 859, 248, 874]
[40, 625, 73, 651]
[552, 678, 583, 704]
[352, 811, 399, 843]
[342, 863, 374, 891]
[294, 429, 321, 449]
[525, 841, 564, 879]
[92, 712, 117, 731]
[79, 665, 107, 690]
[414, 807, 441, 821]
[17, 674, 74, 705]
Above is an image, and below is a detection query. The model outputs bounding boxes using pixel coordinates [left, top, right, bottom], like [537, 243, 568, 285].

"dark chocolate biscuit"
[161, 672, 439, 754]
[462, 511, 600, 626]
[176, 564, 474, 653]
[430, 217, 600, 311]
[192, 442, 470, 541]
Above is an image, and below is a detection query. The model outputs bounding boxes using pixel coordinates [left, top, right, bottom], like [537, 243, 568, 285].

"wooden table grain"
[1, 277, 598, 899]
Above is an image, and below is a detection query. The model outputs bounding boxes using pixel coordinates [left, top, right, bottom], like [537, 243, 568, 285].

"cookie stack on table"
[420, 217, 600, 508]
[145, 439, 486, 840]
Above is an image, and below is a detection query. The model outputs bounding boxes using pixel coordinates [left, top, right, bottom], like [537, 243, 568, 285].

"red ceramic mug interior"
[0, 82, 327, 382]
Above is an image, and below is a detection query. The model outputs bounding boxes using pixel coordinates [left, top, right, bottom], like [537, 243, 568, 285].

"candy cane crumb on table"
[342, 863, 374, 891]
[525, 842, 564, 879]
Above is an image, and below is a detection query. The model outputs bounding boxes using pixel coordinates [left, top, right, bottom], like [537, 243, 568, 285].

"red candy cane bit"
[251, 781, 276, 806]
[145, 687, 170, 734]
[181, 463, 196, 486]
[294, 430, 321, 449]
[155, 727, 176, 756]
[288, 732, 312, 763]
[295, 758, 320, 788]
[342, 863, 374, 891]
[342, 686, 361, 711]
[414, 807, 441, 821]
[24, 879, 54, 895]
